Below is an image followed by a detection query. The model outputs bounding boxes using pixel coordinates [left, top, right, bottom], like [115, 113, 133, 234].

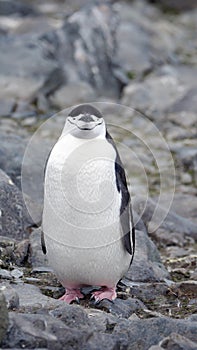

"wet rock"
[0, 169, 34, 240]
[0, 291, 8, 344]
[126, 229, 169, 282]
[159, 332, 197, 350]
[29, 227, 48, 268]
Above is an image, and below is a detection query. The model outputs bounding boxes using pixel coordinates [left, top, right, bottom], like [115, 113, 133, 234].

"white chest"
[43, 134, 122, 247]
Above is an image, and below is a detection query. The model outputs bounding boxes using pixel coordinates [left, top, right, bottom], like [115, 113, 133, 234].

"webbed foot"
[91, 286, 116, 303]
[59, 289, 84, 304]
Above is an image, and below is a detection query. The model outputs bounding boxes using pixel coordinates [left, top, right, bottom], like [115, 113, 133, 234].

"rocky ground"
[0, 0, 197, 349]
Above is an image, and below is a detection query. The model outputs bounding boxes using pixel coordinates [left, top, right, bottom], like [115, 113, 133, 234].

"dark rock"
[0, 169, 34, 240]
[126, 229, 169, 282]
[13, 239, 30, 266]
[50, 303, 90, 328]
[114, 316, 197, 350]
[2, 312, 92, 349]
[0, 291, 8, 345]
[95, 297, 146, 318]
[0, 0, 37, 16]
[148, 0, 197, 12]
[159, 332, 197, 350]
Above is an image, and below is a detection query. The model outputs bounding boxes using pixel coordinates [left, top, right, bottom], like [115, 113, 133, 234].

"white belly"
[42, 133, 131, 287]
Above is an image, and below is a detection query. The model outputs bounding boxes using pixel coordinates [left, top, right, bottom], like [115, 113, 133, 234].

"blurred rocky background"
[0, 0, 197, 349]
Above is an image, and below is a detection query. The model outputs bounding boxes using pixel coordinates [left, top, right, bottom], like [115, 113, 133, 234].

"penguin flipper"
[41, 230, 47, 254]
[106, 130, 135, 258]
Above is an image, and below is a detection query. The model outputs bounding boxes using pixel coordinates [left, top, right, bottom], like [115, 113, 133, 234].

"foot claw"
[59, 289, 84, 304]
[91, 287, 117, 303]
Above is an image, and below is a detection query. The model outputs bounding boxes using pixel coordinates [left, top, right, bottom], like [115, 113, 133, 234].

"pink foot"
[59, 289, 84, 304]
[91, 287, 117, 303]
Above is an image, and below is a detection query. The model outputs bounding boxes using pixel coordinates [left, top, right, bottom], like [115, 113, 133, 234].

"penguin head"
[66, 104, 105, 139]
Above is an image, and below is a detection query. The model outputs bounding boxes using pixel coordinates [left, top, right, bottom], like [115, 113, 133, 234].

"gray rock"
[174, 147, 197, 185]
[133, 196, 197, 241]
[170, 87, 197, 114]
[126, 229, 169, 282]
[50, 82, 96, 109]
[29, 227, 48, 268]
[0, 283, 20, 310]
[95, 297, 146, 318]
[114, 316, 197, 350]
[0, 169, 34, 240]
[159, 332, 197, 350]
[2, 312, 92, 349]
[122, 74, 186, 119]
[0, 0, 37, 16]
[0, 98, 15, 117]
[0, 291, 8, 345]
[0, 36, 62, 101]
[12, 239, 30, 266]
[0, 2, 125, 105]
[11, 283, 61, 310]
[155, 193, 197, 224]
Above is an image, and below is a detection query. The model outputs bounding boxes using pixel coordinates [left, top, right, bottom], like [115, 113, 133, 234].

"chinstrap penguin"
[42, 104, 135, 303]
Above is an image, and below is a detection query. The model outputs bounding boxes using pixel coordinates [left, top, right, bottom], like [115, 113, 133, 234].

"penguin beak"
[68, 114, 103, 131]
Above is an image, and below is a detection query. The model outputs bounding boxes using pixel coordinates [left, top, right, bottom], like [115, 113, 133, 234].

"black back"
[106, 131, 135, 261]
